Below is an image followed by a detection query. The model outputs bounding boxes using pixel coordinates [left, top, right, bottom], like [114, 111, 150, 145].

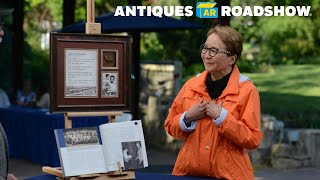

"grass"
[244, 64, 320, 128]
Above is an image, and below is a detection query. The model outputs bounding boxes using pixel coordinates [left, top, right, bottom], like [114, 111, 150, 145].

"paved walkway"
[8, 149, 320, 179]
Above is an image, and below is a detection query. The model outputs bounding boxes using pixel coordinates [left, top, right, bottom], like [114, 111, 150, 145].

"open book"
[54, 120, 148, 177]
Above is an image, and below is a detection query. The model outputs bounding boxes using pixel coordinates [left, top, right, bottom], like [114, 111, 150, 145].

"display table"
[25, 173, 216, 180]
[0, 106, 108, 166]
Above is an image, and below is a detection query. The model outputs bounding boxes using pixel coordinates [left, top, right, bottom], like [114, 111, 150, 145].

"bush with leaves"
[255, 16, 316, 65]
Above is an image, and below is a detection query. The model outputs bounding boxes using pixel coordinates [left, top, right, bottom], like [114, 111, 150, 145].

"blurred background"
[1, 0, 319, 128]
[1, 0, 320, 178]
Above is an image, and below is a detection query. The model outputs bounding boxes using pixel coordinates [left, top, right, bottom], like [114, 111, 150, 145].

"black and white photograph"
[121, 141, 144, 170]
[65, 86, 97, 97]
[101, 72, 118, 98]
[63, 127, 99, 147]
[101, 49, 118, 69]
[64, 49, 98, 98]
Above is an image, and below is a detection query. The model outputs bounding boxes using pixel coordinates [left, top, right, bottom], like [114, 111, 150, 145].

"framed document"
[50, 33, 132, 113]
[65, 49, 98, 98]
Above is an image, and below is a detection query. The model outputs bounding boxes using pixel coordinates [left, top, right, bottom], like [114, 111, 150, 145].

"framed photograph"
[101, 71, 119, 98]
[101, 49, 118, 69]
[50, 33, 132, 113]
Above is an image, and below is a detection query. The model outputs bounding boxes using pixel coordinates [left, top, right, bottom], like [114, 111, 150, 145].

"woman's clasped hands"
[185, 98, 223, 123]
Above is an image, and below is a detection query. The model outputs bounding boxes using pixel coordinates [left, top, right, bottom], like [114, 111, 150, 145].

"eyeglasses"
[200, 44, 230, 57]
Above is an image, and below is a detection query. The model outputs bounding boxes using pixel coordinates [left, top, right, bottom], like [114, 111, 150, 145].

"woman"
[164, 25, 262, 180]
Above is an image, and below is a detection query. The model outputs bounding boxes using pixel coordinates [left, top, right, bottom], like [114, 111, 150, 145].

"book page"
[99, 120, 148, 172]
[54, 127, 107, 177]
[60, 145, 107, 176]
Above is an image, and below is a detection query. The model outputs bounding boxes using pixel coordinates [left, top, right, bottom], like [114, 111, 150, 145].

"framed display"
[50, 33, 132, 113]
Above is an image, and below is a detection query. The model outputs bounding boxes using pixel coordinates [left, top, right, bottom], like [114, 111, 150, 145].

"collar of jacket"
[190, 65, 240, 99]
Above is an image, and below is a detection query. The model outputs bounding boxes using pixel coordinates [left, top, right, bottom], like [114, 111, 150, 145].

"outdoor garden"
[0, 0, 319, 129]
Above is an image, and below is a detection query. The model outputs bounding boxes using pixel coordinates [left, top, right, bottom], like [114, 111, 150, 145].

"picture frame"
[50, 33, 132, 113]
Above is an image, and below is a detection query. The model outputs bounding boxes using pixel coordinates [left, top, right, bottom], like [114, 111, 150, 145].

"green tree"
[140, 0, 209, 78]
[231, 0, 320, 72]
[257, 16, 316, 65]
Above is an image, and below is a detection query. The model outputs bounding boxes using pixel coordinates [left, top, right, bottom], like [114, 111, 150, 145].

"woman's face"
[201, 33, 235, 77]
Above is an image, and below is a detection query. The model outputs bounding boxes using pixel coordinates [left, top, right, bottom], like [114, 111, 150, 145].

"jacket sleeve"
[217, 85, 263, 150]
[164, 85, 190, 139]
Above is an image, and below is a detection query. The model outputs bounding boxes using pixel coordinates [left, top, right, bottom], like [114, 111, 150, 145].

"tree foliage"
[140, 0, 209, 78]
[22, 0, 61, 86]
[257, 16, 315, 64]
[231, 0, 320, 72]
[16, 0, 320, 86]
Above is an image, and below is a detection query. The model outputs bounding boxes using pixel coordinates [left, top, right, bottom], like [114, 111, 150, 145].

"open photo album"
[54, 120, 148, 177]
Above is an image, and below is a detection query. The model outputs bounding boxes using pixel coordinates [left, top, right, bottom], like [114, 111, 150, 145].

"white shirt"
[0, 89, 10, 108]
[36, 93, 50, 109]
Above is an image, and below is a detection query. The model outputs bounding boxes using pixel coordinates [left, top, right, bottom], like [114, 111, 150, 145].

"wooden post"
[64, 113, 72, 129]
[63, 111, 122, 129]
[87, 0, 94, 23]
[85, 0, 101, 34]
[109, 115, 116, 123]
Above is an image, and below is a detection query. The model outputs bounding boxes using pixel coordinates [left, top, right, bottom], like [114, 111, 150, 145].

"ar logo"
[196, 2, 218, 18]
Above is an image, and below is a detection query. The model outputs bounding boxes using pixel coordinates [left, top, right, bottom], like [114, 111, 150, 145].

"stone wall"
[249, 114, 284, 165]
[139, 61, 182, 103]
[139, 61, 182, 149]
[271, 129, 320, 169]
[250, 115, 320, 169]
[299, 130, 320, 168]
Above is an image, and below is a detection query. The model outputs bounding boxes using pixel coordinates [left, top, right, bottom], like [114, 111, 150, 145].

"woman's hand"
[185, 99, 209, 123]
[206, 100, 223, 120]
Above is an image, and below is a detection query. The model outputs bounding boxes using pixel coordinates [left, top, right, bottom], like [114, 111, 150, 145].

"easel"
[42, 112, 135, 179]
[42, 1, 135, 179]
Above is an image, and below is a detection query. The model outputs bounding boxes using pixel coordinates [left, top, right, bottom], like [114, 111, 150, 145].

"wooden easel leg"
[109, 115, 116, 123]
[64, 113, 72, 128]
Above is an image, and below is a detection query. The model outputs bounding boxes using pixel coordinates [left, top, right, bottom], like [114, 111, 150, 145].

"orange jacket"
[165, 66, 262, 180]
